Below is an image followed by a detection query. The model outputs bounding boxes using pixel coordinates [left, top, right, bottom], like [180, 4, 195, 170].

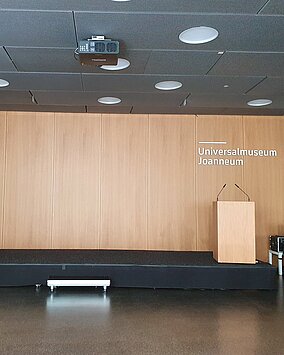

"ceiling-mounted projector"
[78, 36, 120, 66]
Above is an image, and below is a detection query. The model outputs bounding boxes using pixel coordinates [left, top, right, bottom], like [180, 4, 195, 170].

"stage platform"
[0, 249, 277, 290]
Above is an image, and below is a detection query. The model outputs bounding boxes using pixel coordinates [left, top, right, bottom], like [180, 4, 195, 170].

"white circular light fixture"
[0, 79, 9, 87]
[155, 81, 183, 91]
[98, 96, 121, 105]
[111, 0, 131, 2]
[179, 26, 219, 44]
[224, 84, 229, 88]
[100, 58, 130, 71]
[247, 99, 272, 107]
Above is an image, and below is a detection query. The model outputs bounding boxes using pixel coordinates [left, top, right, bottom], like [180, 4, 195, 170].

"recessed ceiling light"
[111, 0, 131, 2]
[98, 96, 121, 105]
[155, 81, 183, 91]
[224, 85, 229, 88]
[100, 58, 130, 71]
[247, 99, 272, 107]
[0, 79, 9, 87]
[179, 26, 219, 44]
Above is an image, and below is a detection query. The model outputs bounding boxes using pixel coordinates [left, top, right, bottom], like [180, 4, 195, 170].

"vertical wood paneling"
[148, 115, 196, 251]
[100, 114, 148, 249]
[196, 115, 244, 251]
[0, 111, 283, 258]
[243, 116, 284, 261]
[0, 112, 6, 248]
[52, 113, 101, 249]
[3, 112, 54, 248]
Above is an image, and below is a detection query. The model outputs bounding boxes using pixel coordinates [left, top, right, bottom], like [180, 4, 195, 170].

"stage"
[0, 249, 277, 290]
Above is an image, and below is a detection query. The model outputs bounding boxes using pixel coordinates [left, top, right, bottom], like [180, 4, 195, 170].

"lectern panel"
[213, 201, 255, 264]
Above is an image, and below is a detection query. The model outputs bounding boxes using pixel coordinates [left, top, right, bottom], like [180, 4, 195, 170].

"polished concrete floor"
[0, 281, 284, 355]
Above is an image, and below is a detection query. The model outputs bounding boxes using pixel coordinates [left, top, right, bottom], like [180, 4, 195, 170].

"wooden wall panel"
[100, 114, 148, 249]
[243, 116, 284, 261]
[196, 115, 244, 251]
[0, 111, 283, 259]
[3, 112, 54, 248]
[148, 115, 196, 250]
[52, 113, 101, 248]
[0, 112, 6, 248]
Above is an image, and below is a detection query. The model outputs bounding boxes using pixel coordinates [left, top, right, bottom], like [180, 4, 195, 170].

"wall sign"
[198, 141, 278, 166]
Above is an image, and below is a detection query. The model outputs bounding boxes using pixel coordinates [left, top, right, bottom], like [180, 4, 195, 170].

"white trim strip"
[198, 141, 227, 145]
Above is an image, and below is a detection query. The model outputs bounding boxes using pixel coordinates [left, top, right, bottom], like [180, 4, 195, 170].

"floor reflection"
[277, 276, 283, 310]
[46, 289, 110, 315]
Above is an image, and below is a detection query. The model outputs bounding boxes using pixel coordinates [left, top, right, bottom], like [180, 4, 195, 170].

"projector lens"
[107, 42, 118, 53]
[95, 42, 106, 52]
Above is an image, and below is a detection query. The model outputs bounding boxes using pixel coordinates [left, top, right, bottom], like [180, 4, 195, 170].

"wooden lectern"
[213, 201, 256, 264]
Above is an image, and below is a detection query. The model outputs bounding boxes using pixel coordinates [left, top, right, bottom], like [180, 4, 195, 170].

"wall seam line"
[242, 115, 245, 188]
[50, 113, 56, 249]
[1, 112, 8, 249]
[98, 114, 103, 249]
[146, 114, 150, 250]
[195, 115, 198, 251]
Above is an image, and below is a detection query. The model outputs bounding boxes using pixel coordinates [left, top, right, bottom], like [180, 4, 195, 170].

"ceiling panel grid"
[0, 1, 282, 114]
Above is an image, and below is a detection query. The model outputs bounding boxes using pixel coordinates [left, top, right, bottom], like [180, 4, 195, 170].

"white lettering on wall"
[197, 143, 278, 167]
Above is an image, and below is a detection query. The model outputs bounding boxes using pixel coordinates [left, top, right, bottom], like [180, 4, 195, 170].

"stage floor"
[0, 250, 277, 290]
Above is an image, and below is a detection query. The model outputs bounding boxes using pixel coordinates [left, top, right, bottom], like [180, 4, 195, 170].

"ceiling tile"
[32, 91, 187, 107]
[0, 72, 82, 91]
[0, 90, 32, 104]
[188, 94, 284, 109]
[0, 47, 16, 71]
[144, 51, 220, 75]
[0, 11, 76, 47]
[131, 106, 284, 116]
[0, 0, 268, 13]
[6, 47, 150, 74]
[82, 74, 264, 95]
[6, 48, 87, 73]
[179, 76, 265, 95]
[246, 77, 284, 96]
[0, 104, 86, 112]
[87, 106, 132, 114]
[75, 13, 284, 52]
[82, 74, 187, 93]
[259, 0, 284, 15]
[132, 106, 189, 114]
[218, 108, 284, 115]
[208, 52, 284, 77]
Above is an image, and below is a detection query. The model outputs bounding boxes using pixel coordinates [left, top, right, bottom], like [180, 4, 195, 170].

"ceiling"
[0, 0, 283, 115]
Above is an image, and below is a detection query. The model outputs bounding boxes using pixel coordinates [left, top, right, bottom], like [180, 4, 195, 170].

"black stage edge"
[0, 250, 277, 290]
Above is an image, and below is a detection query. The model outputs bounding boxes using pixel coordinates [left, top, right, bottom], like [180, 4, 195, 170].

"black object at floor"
[0, 249, 277, 289]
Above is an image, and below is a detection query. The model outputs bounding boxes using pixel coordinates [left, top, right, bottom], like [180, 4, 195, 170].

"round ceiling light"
[111, 0, 131, 2]
[247, 99, 272, 107]
[155, 81, 183, 91]
[100, 58, 130, 71]
[0, 79, 9, 87]
[98, 96, 122, 105]
[179, 26, 219, 44]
